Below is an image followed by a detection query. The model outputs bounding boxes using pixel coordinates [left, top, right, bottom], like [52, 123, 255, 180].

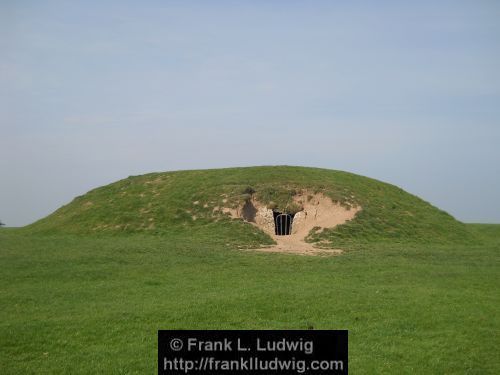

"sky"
[1, 0, 499, 226]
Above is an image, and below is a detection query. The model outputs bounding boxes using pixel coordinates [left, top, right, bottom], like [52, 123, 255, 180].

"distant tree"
[0, 220, 5, 227]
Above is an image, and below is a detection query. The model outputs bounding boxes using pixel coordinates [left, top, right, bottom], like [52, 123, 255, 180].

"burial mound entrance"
[273, 212, 295, 235]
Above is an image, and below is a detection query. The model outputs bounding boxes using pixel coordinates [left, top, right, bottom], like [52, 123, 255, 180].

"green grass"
[26, 166, 475, 247]
[1, 225, 499, 374]
[3, 166, 496, 373]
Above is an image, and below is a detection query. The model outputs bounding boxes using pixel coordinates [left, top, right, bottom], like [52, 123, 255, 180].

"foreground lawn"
[1, 225, 499, 374]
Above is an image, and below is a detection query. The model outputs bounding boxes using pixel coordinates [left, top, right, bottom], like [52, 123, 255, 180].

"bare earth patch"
[224, 191, 361, 256]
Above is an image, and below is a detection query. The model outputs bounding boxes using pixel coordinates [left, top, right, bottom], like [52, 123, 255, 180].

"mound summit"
[28, 166, 473, 251]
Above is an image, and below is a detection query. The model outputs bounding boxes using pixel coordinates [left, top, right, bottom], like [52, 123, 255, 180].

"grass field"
[1, 224, 498, 374]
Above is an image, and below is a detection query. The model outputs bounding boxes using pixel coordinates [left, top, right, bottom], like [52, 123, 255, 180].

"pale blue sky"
[1, 0, 499, 226]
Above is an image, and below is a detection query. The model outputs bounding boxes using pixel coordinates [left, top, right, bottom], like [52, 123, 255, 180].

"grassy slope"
[26, 166, 474, 247]
[0, 225, 498, 374]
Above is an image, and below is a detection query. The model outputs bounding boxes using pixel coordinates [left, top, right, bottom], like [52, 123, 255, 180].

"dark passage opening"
[273, 211, 295, 235]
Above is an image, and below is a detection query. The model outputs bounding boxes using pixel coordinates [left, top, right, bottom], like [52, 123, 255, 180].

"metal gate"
[275, 213, 293, 235]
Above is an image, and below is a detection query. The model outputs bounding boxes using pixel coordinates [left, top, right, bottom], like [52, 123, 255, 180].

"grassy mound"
[26, 166, 474, 247]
